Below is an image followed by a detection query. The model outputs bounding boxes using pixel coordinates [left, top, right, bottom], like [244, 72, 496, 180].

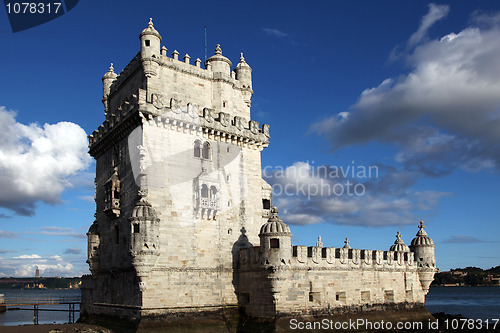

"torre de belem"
[81, 19, 437, 326]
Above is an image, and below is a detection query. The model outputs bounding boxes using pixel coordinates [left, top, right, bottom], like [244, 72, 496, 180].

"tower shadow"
[231, 227, 252, 302]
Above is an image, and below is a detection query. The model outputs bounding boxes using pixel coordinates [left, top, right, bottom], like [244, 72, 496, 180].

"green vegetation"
[432, 266, 500, 286]
[0, 277, 81, 289]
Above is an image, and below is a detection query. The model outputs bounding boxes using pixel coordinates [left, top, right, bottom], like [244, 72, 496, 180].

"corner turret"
[259, 207, 292, 266]
[129, 196, 160, 279]
[86, 221, 100, 274]
[205, 44, 232, 75]
[102, 63, 117, 113]
[139, 18, 162, 77]
[234, 52, 253, 106]
[235, 53, 252, 88]
[410, 221, 436, 294]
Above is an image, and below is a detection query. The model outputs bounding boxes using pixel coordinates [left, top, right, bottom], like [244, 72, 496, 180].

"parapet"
[88, 93, 271, 155]
[240, 245, 415, 271]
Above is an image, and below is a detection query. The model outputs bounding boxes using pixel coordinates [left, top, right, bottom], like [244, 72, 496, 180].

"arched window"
[200, 184, 209, 198]
[209, 186, 217, 199]
[202, 142, 210, 159]
[194, 140, 201, 158]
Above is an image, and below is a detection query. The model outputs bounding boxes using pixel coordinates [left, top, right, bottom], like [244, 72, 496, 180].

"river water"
[425, 286, 500, 321]
[1, 286, 499, 326]
[0, 289, 81, 326]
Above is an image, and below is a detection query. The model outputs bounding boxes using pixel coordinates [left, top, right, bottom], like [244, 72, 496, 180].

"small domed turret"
[205, 44, 232, 75]
[234, 52, 252, 88]
[129, 198, 161, 278]
[102, 63, 117, 111]
[390, 231, 410, 252]
[234, 52, 253, 107]
[259, 207, 292, 266]
[139, 18, 162, 77]
[410, 221, 437, 294]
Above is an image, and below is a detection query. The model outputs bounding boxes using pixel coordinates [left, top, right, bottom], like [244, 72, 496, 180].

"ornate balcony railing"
[200, 198, 219, 210]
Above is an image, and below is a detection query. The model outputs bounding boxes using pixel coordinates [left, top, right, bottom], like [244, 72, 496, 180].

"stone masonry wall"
[239, 246, 425, 318]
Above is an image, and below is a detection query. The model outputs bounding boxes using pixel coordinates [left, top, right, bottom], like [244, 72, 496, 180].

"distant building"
[35, 266, 39, 278]
[81, 19, 437, 327]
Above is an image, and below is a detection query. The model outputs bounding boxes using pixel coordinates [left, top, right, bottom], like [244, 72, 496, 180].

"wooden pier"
[1, 295, 81, 324]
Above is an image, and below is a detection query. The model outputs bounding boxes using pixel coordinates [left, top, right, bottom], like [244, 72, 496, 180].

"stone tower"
[81, 19, 272, 325]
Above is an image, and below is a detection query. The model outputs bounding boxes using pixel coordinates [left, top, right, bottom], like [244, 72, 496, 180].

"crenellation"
[172, 50, 179, 60]
[285, 246, 415, 269]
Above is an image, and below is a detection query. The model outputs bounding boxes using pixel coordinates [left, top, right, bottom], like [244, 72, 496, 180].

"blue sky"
[1, 0, 499, 277]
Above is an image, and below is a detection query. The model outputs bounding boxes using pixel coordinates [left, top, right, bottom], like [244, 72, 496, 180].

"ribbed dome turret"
[139, 18, 162, 41]
[259, 207, 291, 236]
[390, 231, 410, 252]
[130, 199, 157, 219]
[411, 221, 434, 246]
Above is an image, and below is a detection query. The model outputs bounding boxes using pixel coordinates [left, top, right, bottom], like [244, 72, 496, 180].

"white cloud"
[262, 28, 288, 38]
[78, 195, 94, 203]
[408, 3, 449, 47]
[14, 254, 41, 259]
[14, 263, 74, 277]
[264, 162, 449, 227]
[0, 230, 17, 238]
[38, 226, 86, 239]
[311, 8, 500, 176]
[0, 107, 91, 215]
[64, 248, 83, 255]
[443, 235, 485, 244]
[0, 253, 78, 277]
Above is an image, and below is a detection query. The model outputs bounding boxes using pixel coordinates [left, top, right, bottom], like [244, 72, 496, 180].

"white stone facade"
[81, 19, 436, 324]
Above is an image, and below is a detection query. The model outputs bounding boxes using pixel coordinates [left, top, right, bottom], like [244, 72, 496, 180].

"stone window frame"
[384, 290, 395, 303]
[193, 139, 211, 160]
[270, 238, 280, 249]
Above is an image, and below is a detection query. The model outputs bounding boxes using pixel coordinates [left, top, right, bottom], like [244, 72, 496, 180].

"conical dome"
[139, 18, 162, 41]
[410, 221, 435, 246]
[390, 231, 410, 252]
[259, 207, 291, 236]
